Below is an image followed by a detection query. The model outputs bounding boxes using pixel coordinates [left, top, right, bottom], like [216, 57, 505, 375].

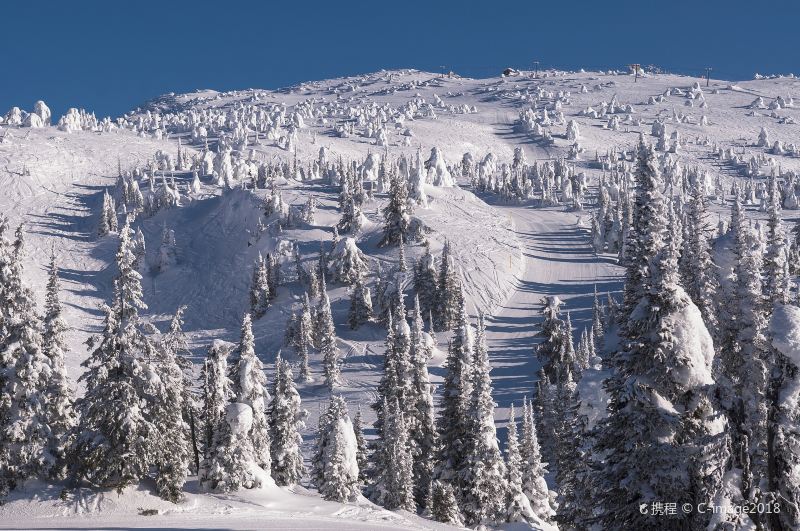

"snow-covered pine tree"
[249, 253, 270, 319]
[0, 225, 53, 493]
[433, 288, 474, 496]
[269, 352, 306, 486]
[435, 241, 461, 331]
[162, 304, 200, 473]
[98, 189, 118, 236]
[371, 397, 415, 510]
[352, 405, 368, 484]
[230, 313, 271, 473]
[427, 481, 465, 526]
[534, 295, 567, 384]
[764, 173, 790, 305]
[328, 237, 368, 285]
[152, 316, 190, 502]
[347, 275, 373, 329]
[205, 401, 259, 492]
[505, 403, 536, 524]
[594, 189, 729, 529]
[554, 372, 589, 529]
[313, 396, 360, 502]
[315, 277, 340, 389]
[681, 180, 720, 333]
[591, 285, 604, 354]
[408, 295, 437, 505]
[157, 223, 177, 272]
[461, 313, 508, 526]
[520, 396, 555, 523]
[413, 239, 438, 318]
[297, 317, 312, 382]
[200, 340, 233, 483]
[621, 137, 665, 320]
[379, 167, 412, 247]
[72, 221, 159, 491]
[41, 251, 77, 480]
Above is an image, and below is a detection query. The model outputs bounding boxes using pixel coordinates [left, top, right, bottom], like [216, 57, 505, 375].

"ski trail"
[484, 203, 623, 418]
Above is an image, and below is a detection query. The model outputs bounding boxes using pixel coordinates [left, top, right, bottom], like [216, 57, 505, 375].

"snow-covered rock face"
[770, 303, 800, 367]
[662, 292, 715, 389]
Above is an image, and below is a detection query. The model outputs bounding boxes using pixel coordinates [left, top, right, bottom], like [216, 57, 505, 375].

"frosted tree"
[347, 275, 373, 329]
[520, 396, 555, 523]
[328, 237, 368, 285]
[435, 241, 461, 331]
[379, 170, 411, 247]
[591, 286, 604, 353]
[338, 187, 364, 235]
[408, 295, 437, 505]
[205, 402, 259, 492]
[680, 181, 719, 333]
[461, 314, 508, 526]
[152, 318, 190, 502]
[352, 406, 369, 483]
[230, 314, 271, 472]
[157, 223, 177, 272]
[594, 193, 729, 529]
[249, 253, 270, 319]
[427, 481, 464, 526]
[296, 317, 312, 382]
[269, 353, 306, 486]
[763, 173, 790, 305]
[413, 239, 438, 318]
[313, 396, 360, 502]
[200, 340, 233, 482]
[41, 252, 77, 480]
[505, 404, 536, 524]
[72, 221, 159, 491]
[0, 226, 53, 492]
[316, 278, 340, 389]
[535, 296, 569, 384]
[554, 373, 589, 528]
[434, 290, 473, 495]
[622, 137, 665, 318]
[98, 189, 118, 236]
[162, 304, 200, 473]
[371, 398, 415, 510]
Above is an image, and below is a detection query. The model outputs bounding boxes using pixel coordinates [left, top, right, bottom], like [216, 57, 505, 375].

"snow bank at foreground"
[0, 479, 461, 530]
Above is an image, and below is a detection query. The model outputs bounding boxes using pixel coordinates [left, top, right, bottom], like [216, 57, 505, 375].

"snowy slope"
[1, 67, 799, 529]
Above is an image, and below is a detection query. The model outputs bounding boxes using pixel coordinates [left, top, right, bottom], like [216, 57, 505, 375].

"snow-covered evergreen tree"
[434, 289, 473, 495]
[316, 278, 340, 389]
[0, 226, 54, 492]
[200, 340, 233, 483]
[594, 186, 729, 529]
[230, 313, 271, 472]
[427, 481, 465, 526]
[379, 170, 411, 247]
[41, 252, 76, 480]
[269, 352, 306, 486]
[520, 396, 555, 523]
[505, 403, 536, 524]
[157, 223, 177, 272]
[313, 396, 360, 502]
[352, 405, 369, 484]
[435, 241, 461, 331]
[249, 253, 270, 319]
[72, 221, 159, 491]
[347, 275, 373, 329]
[98, 189, 118, 236]
[408, 295, 437, 505]
[461, 314, 507, 526]
[413, 239, 438, 318]
[370, 397, 415, 510]
[328, 237, 368, 285]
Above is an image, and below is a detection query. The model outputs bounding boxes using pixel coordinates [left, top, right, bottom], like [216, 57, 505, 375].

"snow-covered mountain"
[1, 68, 799, 530]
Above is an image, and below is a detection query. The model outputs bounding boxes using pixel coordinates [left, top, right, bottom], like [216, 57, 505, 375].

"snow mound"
[770, 303, 800, 367]
[662, 291, 715, 388]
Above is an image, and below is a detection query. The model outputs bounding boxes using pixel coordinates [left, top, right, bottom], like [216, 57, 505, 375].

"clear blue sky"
[2, 0, 797, 119]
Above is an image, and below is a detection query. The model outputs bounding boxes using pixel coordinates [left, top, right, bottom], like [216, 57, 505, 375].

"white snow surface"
[3, 67, 800, 529]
